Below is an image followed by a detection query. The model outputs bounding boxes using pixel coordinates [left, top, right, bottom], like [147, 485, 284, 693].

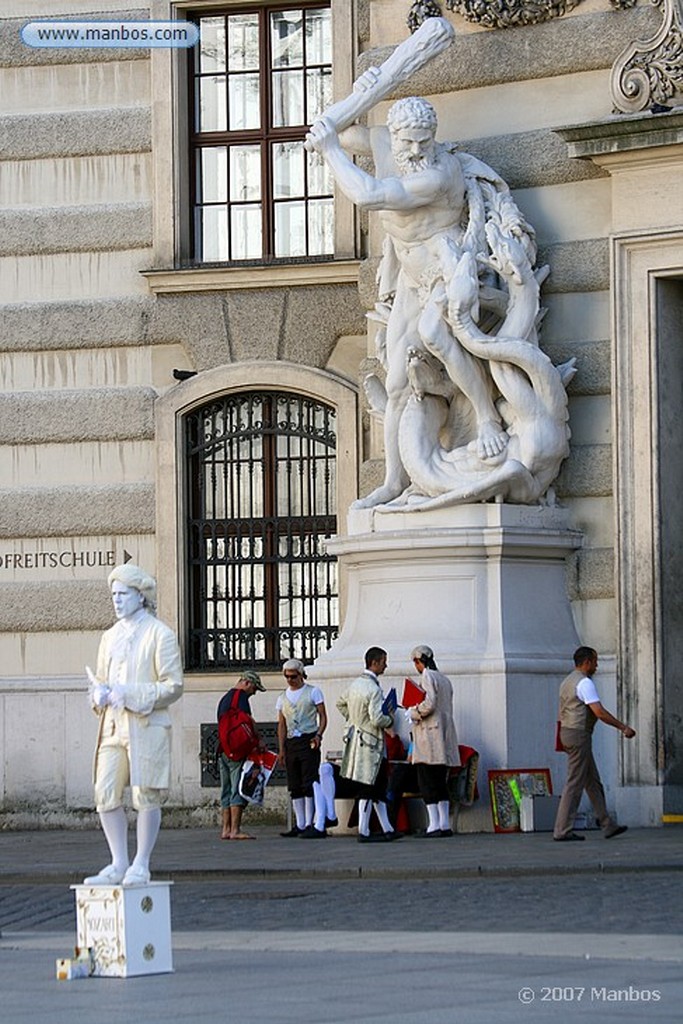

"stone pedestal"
[311, 504, 582, 828]
[72, 882, 173, 977]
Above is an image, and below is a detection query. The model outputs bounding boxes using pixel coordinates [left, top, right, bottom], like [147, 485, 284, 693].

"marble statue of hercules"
[306, 96, 508, 509]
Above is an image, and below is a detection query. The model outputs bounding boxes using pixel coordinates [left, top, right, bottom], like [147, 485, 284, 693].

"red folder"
[401, 678, 426, 708]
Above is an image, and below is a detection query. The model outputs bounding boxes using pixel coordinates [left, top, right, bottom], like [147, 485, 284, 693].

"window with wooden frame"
[188, 3, 334, 263]
[185, 390, 338, 670]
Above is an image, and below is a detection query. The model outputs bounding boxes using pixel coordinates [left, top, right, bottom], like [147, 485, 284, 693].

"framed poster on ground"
[488, 768, 553, 833]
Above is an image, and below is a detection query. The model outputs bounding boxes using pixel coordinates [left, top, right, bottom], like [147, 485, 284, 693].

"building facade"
[1, 0, 682, 825]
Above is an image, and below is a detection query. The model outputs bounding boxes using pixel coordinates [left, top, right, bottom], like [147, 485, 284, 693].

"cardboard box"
[520, 794, 560, 832]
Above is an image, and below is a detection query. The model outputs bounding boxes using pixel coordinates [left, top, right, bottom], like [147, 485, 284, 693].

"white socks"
[426, 803, 440, 833]
[359, 799, 394, 835]
[293, 797, 306, 830]
[320, 762, 336, 817]
[133, 806, 161, 871]
[358, 798, 373, 836]
[313, 765, 338, 831]
[374, 801, 393, 834]
[99, 807, 129, 873]
[437, 800, 450, 831]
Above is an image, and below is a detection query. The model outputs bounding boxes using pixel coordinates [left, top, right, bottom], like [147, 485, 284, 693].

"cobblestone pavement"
[2, 869, 682, 936]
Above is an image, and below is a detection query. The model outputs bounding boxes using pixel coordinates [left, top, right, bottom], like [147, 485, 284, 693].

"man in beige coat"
[337, 646, 401, 843]
[84, 564, 183, 886]
[407, 644, 460, 837]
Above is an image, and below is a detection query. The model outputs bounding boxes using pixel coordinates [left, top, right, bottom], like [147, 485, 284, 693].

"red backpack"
[218, 690, 259, 761]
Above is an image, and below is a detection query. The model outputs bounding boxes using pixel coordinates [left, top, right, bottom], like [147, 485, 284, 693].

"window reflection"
[200, 148, 228, 204]
[227, 13, 259, 71]
[231, 205, 262, 260]
[308, 198, 334, 255]
[230, 146, 261, 202]
[273, 142, 304, 198]
[306, 67, 332, 122]
[198, 76, 227, 133]
[199, 17, 226, 73]
[306, 7, 331, 64]
[275, 200, 306, 257]
[271, 9, 304, 68]
[200, 206, 229, 261]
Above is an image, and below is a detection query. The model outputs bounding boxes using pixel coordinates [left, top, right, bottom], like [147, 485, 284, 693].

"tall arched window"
[185, 390, 338, 669]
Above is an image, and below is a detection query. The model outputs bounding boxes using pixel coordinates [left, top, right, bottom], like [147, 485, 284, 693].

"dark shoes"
[325, 816, 339, 829]
[357, 831, 402, 843]
[280, 826, 301, 838]
[298, 826, 327, 839]
[553, 832, 585, 841]
[415, 829, 446, 838]
[605, 825, 628, 839]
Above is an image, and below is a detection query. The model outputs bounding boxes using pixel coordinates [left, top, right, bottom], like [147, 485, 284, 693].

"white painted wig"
[108, 563, 157, 615]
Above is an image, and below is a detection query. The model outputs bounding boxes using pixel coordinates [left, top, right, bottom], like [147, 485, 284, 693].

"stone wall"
[2, 0, 678, 818]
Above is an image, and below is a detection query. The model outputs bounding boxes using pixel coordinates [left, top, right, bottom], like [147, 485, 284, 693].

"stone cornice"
[141, 260, 361, 294]
[555, 107, 683, 158]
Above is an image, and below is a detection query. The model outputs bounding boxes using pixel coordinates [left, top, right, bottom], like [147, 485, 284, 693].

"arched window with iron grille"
[185, 390, 338, 670]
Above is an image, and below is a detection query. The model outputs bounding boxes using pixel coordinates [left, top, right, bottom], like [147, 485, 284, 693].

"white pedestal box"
[71, 882, 173, 977]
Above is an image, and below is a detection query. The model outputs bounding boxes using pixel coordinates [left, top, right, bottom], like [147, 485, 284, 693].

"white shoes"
[83, 863, 152, 886]
[122, 864, 151, 887]
[83, 864, 127, 885]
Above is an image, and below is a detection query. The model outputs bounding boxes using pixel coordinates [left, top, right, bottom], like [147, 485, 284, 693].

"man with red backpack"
[217, 670, 265, 840]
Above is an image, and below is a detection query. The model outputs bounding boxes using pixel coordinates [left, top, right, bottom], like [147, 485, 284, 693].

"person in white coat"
[84, 564, 183, 886]
[407, 644, 460, 837]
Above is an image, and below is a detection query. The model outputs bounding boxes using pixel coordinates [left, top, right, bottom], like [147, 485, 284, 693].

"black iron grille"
[186, 390, 338, 669]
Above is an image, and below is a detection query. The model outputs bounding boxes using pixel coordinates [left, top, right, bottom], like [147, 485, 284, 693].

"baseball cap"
[240, 670, 265, 691]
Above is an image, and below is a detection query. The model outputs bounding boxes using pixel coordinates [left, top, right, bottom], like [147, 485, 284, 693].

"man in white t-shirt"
[553, 646, 636, 841]
[276, 659, 327, 837]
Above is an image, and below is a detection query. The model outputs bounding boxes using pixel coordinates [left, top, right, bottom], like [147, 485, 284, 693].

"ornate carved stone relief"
[443, 0, 584, 28]
[611, 0, 683, 111]
[408, 1, 639, 31]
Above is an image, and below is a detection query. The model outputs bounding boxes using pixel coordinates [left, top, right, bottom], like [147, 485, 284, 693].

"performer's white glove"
[86, 666, 110, 709]
[108, 683, 127, 710]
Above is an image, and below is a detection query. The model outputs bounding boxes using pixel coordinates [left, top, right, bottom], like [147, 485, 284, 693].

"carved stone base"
[311, 505, 582, 825]
[72, 882, 173, 977]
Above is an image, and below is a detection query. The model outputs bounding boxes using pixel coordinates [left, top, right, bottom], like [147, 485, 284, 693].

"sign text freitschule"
[0, 549, 116, 570]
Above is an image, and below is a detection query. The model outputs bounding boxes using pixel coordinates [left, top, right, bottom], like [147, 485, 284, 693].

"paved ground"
[0, 824, 681, 1023]
[2, 822, 681, 886]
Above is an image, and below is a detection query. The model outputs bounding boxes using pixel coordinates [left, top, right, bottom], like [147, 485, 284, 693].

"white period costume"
[409, 666, 460, 767]
[337, 671, 392, 786]
[92, 609, 183, 800]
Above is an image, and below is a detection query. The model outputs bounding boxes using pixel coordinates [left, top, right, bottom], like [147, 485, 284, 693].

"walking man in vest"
[277, 659, 328, 837]
[553, 646, 636, 842]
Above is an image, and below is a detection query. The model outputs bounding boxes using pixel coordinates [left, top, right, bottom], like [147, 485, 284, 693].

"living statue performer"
[84, 564, 183, 886]
[305, 19, 574, 510]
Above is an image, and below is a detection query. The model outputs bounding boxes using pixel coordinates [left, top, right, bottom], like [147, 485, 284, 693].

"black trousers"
[355, 758, 389, 802]
[284, 734, 320, 799]
[416, 763, 450, 804]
